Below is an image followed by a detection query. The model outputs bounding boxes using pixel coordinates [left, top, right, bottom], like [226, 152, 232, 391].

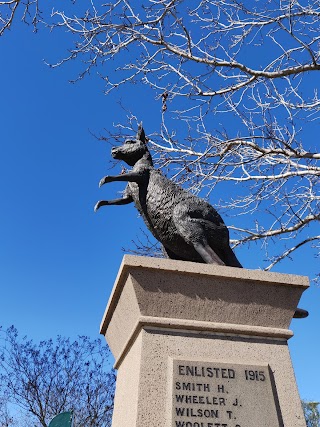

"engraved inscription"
[172, 360, 282, 427]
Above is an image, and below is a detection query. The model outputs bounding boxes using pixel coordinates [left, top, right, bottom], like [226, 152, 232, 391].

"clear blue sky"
[0, 18, 319, 403]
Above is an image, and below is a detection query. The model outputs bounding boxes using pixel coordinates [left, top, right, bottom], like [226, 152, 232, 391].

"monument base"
[100, 256, 308, 427]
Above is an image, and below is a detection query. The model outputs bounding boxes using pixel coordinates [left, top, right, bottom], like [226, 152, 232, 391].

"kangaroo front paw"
[99, 176, 112, 187]
[94, 201, 104, 212]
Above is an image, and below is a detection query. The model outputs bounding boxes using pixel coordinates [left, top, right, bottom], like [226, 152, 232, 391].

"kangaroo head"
[111, 124, 151, 166]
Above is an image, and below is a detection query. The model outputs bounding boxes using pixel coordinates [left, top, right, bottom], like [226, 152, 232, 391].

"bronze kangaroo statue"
[95, 125, 242, 267]
[94, 125, 308, 318]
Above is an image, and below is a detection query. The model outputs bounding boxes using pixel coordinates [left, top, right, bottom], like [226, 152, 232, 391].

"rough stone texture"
[111, 332, 142, 427]
[171, 360, 281, 426]
[101, 255, 309, 427]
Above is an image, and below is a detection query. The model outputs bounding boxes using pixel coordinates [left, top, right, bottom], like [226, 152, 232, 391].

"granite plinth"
[100, 255, 308, 427]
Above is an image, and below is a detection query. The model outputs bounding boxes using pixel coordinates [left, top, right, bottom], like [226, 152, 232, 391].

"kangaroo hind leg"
[173, 204, 225, 265]
[162, 246, 190, 262]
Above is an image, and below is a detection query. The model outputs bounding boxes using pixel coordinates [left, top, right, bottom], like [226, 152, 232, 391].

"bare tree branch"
[1, 0, 319, 275]
[0, 327, 115, 427]
[0, 0, 43, 36]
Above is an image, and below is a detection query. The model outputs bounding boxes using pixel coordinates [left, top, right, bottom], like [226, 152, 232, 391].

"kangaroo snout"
[111, 146, 121, 158]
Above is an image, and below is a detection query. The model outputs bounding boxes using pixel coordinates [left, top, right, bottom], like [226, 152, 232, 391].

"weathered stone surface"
[172, 360, 281, 427]
[101, 256, 308, 427]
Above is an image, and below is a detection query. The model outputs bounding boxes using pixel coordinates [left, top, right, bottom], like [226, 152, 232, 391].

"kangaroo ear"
[136, 123, 146, 144]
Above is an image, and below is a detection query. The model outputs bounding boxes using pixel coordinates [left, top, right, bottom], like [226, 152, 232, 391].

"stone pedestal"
[100, 255, 309, 427]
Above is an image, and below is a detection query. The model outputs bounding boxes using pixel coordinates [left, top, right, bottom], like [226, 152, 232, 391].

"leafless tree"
[1, 1, 319, 274]
[0, 327, 115, 427]
[0, 396, 13, 427]
[0, 0, 42, 36]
